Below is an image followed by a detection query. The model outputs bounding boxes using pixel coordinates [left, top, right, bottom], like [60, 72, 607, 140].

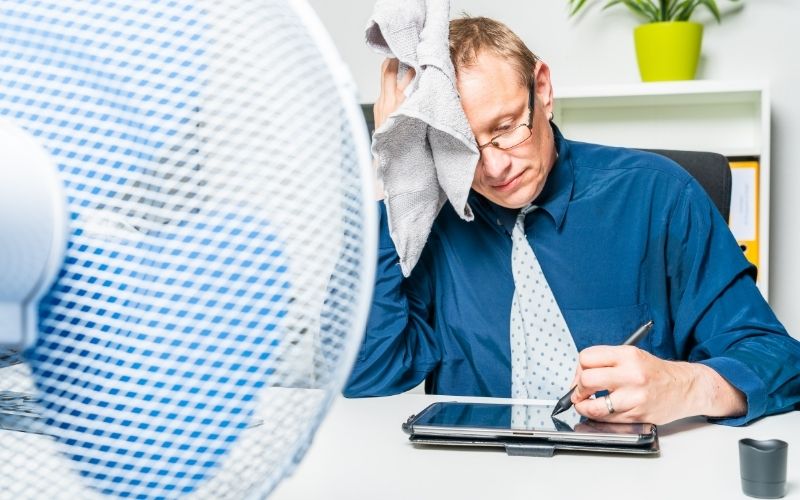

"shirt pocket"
[562, 303, 653, 352]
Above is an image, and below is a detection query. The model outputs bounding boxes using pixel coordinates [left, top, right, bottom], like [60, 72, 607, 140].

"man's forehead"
[456, 53, 526, 96]
[457, 67, 526, 108]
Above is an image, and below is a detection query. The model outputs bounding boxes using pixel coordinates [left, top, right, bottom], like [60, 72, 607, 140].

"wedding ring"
[604, 394, 615, 415]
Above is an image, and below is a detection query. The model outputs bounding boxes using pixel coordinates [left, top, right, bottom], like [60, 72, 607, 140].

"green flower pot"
[634, 21, 703, 82]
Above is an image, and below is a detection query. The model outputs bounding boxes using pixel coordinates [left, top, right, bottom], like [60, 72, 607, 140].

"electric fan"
[0, 0, 376, 498]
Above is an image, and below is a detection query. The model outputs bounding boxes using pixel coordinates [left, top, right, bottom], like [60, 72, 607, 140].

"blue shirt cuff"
[699, 357, 766, 426]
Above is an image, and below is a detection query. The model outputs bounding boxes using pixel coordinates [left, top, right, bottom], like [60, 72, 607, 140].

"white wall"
[308, 0, 800, 338]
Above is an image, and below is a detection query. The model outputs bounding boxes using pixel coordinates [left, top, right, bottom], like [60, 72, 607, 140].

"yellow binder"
[728, 159, 759, 269]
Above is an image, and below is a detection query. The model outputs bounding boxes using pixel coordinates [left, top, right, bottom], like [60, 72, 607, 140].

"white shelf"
[555, 79, 768, 99]
[554, 80, 770, 298]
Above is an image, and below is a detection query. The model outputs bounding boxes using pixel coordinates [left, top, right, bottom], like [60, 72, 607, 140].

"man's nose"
[479, 147, 512, 179]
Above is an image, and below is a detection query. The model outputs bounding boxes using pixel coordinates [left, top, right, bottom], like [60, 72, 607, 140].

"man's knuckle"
[578, 348, 595, 366]
[585, 405, 605, 419]
[581, 372, 598, 389]
[619, 345, 638, 360]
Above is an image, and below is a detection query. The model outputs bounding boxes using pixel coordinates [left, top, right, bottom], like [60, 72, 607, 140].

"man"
[344, 16, 800, 426]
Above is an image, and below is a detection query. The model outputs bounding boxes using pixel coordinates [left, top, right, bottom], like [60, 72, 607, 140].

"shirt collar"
[469, 123, 574, 233]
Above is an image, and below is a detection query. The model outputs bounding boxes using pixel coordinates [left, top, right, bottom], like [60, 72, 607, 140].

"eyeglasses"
[476, 84, 534, 153]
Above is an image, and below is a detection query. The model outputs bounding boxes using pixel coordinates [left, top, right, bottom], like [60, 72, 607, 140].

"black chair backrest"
[642, 149, 732, 222]
[362, 104, 375, 137]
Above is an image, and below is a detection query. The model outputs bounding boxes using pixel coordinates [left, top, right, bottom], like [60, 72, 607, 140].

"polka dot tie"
[510, 205, 578, 400]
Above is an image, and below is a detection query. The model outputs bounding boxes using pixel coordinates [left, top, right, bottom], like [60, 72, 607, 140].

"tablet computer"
[402, 401, 658, 455]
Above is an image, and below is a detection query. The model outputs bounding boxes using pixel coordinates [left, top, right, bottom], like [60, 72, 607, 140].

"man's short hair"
[449, 16, 539, 89]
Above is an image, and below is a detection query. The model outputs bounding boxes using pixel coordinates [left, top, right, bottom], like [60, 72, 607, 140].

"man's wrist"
[687, 362, 747, 418]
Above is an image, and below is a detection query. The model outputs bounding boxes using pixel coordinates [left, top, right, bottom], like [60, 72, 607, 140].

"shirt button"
[496, 218, 502, 225]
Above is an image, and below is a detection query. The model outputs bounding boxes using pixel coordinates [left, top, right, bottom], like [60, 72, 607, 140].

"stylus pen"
[550, 320, 654, 417]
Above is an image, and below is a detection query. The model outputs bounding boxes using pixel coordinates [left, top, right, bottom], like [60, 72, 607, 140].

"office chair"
[644, 149, 732, 222]
[360, 104, 733, 221]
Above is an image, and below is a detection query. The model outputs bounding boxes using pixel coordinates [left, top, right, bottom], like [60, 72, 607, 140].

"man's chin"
[487, 194, 533, 210]
[474, 182, 538, 209]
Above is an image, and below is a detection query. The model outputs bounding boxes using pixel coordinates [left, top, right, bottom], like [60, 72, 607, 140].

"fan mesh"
[0, 0, 373, 498]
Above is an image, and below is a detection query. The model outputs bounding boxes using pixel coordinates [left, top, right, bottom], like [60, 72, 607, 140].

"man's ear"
[533, 60, 554, 121]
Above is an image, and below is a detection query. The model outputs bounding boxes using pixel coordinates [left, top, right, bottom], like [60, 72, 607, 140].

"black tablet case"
[402, 403, 660, 457]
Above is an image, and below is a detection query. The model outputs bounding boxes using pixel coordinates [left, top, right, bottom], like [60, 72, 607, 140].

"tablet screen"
[407, 402, 654, 442]
[414, 402, 583, 432]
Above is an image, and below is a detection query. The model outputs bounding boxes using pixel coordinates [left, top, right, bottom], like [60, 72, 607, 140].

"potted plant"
[567, 0, 742, 81]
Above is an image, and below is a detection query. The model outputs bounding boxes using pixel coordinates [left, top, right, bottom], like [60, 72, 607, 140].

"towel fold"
[366, 0, 479, 277]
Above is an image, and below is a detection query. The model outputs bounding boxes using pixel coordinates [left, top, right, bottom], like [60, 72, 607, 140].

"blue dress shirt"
[345, 126, 800, 425]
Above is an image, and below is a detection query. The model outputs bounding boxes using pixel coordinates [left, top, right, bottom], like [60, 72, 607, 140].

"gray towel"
[366, 0, 479, 277]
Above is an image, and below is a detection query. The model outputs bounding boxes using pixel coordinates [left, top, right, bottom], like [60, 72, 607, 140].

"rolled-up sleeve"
[667, 180, 800, 425]
[343, 202, 440, 397]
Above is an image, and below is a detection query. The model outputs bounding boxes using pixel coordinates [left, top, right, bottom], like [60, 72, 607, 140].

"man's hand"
[570, 345, 747, 425]
[373, 58, 415, 130]
[371, 58, 415, 200]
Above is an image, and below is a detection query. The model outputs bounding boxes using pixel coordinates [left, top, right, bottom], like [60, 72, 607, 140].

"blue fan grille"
[0, 0, 371, 498]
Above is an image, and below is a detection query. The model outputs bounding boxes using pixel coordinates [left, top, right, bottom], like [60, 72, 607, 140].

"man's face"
[458, 53, 556, 209]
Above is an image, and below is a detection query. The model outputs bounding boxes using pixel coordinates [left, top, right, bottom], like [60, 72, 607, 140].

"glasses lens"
[492, 124, 531, 150]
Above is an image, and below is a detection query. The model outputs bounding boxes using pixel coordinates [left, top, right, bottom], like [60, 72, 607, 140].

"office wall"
[308, 0, 800, 339]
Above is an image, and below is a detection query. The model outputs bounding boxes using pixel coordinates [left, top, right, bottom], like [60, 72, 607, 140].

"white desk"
[272, 394, 799, 500]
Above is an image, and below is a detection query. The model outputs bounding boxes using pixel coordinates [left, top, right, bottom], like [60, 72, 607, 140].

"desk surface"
[272, 394, 798, 500]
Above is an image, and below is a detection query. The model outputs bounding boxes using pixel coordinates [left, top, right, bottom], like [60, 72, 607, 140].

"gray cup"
[739, 438, 788, 499]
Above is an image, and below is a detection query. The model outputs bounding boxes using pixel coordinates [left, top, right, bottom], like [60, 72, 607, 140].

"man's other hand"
[372, 58, 415, 200]
[374, 58, 415, 130]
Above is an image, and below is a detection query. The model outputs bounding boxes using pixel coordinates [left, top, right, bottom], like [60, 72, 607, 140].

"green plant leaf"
[698, 0, 723, 22]
[567, 0, 741, 22]
[665, 0, 682, 20]
[567, 0, 591, 16]
[674, 0, 699, 21]
[605, 0, 660, 23]
[660, 0, 669, 21]
[638, 0, 663, 20]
